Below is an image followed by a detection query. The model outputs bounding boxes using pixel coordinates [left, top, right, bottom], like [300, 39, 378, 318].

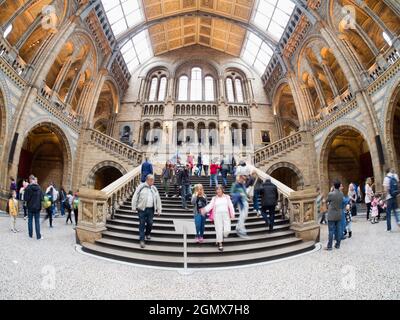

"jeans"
[138, 207, 154, 241]
[253, 189, 261, 212]
[60, 201, 65, 216]
[366, 202, 371, 220]
[210, 174, 218, 187]
[163, 178, 170, 194]
[28, 210, 41, 239]
[341, 212, 346, 239]
[44, 206, 53, 227]
[181, 185, 191, 208]
[236, 201, 249, 235]
[261, 206, 275, 230]
[23, 205, 27, 218]
[386, 197, 399, 231]
[194, 213, 206, 237]
[221, 171, 228, 187]
[203, 165, 209, 176]
[327, 220, 342, 249]
[74, 208, 79, 225]
[196, 164, 202, 176]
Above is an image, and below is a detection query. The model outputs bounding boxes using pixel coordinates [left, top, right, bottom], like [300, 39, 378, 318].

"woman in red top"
[209, 161, 220, 187]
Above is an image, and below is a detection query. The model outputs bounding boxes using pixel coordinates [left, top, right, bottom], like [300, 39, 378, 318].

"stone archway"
[86, 161, 126, 190]
[16, 123, 72, 190]
[267, 162, 304, 191]
[320, 126, 374, 195]
[384, 83, 400, 173]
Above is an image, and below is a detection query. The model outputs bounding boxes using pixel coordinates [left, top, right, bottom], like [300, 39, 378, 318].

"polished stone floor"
[0, 212, 399, 300]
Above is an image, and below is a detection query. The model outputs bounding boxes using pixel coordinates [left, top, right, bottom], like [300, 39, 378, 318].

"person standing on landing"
[383, 168, 400, 232]
[141, 157, 154, 183]
[201, 185, 235, 252]
[203, 153, 210, 176]
[365, 177, 374, 221]
[19, 180, 29, 220]
[131, 175, 162, 248]
[326, 180, 344, 250]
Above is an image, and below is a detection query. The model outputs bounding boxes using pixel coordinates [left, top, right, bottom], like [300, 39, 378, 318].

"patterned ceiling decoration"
[143, 0, 254, 56]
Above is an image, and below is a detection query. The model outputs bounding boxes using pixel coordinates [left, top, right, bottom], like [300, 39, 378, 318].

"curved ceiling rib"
[116, 10, 279, 49]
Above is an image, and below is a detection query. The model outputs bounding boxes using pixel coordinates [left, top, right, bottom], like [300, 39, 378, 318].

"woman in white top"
[201, 185, 235, 252]
[365, 177, 374, 220]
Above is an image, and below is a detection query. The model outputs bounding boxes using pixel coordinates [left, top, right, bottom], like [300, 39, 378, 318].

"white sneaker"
[11, 229, 16, 233]
[386, 230, 392, 233]
[23, 216, 27, 221]
[38, 236, 44, 240]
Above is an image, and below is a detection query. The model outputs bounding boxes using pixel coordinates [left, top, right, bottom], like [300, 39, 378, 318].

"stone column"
[289, 188, 320, 242]
[75, 188, 108, 244]
[52, 56, 73, 92]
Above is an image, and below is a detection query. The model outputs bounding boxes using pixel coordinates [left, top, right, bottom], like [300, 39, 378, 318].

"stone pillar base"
[76, 225, 106, 244]
[291, 222, 320, 242]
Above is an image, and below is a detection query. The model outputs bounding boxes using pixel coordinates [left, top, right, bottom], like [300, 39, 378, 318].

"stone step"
[81, 240, 315, 268]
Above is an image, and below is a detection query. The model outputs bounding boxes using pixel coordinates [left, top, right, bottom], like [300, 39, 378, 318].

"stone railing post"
[288, 187, 320, 242]
[75, 188, 108, 244]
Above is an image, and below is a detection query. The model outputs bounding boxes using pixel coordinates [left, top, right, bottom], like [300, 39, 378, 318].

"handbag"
[208, 208, 214, 222]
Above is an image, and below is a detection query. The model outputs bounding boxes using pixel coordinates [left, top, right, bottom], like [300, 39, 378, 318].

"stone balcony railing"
[228, 104, 250, 117]
[0, 37, 31, 79]
[88, 128, 143, 165]
[142, 103, 165, 116]
[253, 131, 304, 167]
[174, 103, 218, 117]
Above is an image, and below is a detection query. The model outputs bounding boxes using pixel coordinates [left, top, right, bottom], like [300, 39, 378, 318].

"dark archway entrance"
[17, 125, 66, 189]
[93, 167, 123, 190]
[269, 167, 302, 191]
[326, 128, 373, 192]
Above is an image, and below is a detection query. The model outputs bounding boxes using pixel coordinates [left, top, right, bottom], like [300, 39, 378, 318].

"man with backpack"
[383, 168, 400, 232]
[24, 175, 44, 240]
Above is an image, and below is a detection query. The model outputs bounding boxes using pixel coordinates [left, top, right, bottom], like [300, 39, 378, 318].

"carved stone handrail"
[253, 132, 303, 166]
[248, 164, 320, 242]
[76, 165, 142, 243]
[88, 128, 143, 164]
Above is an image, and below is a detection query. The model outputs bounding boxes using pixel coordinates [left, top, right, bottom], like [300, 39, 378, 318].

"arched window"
[3, 24, 12, 38]
[158, 76, 167, 101]
[205, 76, 215, 101]
[235, 78, 244, 103]
[190, 67, 202, 101]
[383, 32, 393, 46]
[226, 78, 235, 102]
[148, 77, 158, 102]
[178, 75, 188, 101]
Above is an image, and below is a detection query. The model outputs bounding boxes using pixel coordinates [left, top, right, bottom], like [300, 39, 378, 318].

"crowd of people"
[317, 168, 400, 251]
[136, 156, 279, 251]
[6, 175, 80, 239]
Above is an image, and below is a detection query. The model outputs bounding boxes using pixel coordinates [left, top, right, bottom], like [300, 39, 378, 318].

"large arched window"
[178, 75, 189, 101]
[235, 78, 244, 103]
[3, 24, 12, 38]
[158, 76, 167, 101]
[205, 76, 215, 101]
[190, 67, 202, 101]
[148, 77, 158, 102]
[226, 78, 235, 102]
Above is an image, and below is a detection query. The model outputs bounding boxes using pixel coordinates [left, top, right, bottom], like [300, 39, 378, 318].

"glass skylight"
[120, 30, 153, 72]
[241, 32, 274, 75]
[102, 0, 144, 36]
[252, 0, 295, 41]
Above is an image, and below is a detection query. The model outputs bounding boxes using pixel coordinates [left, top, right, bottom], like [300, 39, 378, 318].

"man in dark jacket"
[257, 178, 279, 231]
[178, 164, 191, 209]
[326, 180, 345, 250]
[141, 157, 153, 183]
[24, 175, 43, 240]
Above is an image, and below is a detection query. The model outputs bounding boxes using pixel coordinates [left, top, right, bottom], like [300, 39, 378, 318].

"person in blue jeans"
[191, 184, 208, 243]
[131, 175, 162, 248]
[23, 175, 43, 240]
[326, 180, 345, 250]
[383, 168, 400, 231]
[178, 164, 192, 209]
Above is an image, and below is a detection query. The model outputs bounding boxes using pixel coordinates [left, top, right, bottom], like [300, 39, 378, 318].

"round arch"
[16, 121, 73, 189]
[319, 124, 376, 195]
[86, 161, 127, 189]
[267, 162, 305, 190]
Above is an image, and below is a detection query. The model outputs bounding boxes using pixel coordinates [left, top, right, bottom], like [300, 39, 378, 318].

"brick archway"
[266, 162, 305, 190]
[86, 161, 127, 189]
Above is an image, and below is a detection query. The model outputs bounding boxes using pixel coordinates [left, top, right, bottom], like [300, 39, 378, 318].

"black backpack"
[389, 176, 399, 198]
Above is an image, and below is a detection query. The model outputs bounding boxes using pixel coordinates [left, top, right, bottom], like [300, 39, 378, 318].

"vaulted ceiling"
[101, 0, 296, 75]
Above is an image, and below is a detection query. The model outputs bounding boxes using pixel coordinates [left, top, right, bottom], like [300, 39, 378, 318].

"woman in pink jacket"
[201, 185, 235, 252]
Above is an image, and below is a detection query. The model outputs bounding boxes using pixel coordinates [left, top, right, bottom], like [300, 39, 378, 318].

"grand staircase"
[81, 175, 316, 268]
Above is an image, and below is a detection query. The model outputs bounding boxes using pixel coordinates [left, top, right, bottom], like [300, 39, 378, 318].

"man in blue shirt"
[141, 157, 153, 183]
